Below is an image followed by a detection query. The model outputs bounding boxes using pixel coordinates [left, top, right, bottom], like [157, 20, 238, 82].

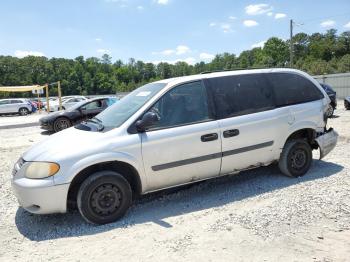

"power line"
[299, 12, 350, 23]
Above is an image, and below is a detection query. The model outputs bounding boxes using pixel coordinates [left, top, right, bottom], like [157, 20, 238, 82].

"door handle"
[201, 133, 218, 142]
[223, 129, 239, 138]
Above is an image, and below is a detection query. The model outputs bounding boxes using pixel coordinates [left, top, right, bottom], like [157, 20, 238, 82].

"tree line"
[0, 29, 349, 98]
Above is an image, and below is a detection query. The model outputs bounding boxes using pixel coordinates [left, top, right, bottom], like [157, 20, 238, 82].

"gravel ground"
[0, 102, 349, 261]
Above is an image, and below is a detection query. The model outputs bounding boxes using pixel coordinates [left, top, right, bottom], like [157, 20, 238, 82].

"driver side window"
[148, 81, 210, 129]
[81, 100, 102, 111]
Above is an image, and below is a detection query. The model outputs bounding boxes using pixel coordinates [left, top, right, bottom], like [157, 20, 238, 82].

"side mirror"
[136, 112, 158, 132]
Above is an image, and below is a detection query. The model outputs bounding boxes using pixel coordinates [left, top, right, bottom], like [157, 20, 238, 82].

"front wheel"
[278, 139, 312, 177]
[77, 171, 132, 225]
[53, 117, 71, 132]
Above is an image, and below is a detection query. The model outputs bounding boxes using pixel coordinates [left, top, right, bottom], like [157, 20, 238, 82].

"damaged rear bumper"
[315, 128, 338, 159]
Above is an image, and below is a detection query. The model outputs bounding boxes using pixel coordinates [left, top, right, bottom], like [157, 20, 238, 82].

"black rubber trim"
[222, 141, 274, 157]
[151, 140, 274, 171]
[152, 152, 222, 171]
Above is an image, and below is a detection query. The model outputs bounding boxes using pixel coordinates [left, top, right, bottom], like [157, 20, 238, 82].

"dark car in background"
[320, 83, 337, 117]
[39, 97, 117, 132]
[345, 96, 350, 110]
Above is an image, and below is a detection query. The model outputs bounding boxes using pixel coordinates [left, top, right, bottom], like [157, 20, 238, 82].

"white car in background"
[0, 98, 32, 115]
[49, 96, 88, 112]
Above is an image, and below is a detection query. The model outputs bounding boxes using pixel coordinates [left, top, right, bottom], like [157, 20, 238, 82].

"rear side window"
[11, 100, 23, 104]
[267, 73, 324, 106]
[209, 74, 275, 119]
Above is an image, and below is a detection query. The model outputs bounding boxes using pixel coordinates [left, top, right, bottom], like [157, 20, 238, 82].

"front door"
[141, 81, 222, 191]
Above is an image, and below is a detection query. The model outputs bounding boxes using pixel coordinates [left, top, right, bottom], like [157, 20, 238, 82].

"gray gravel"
[0, 103, 350, 261]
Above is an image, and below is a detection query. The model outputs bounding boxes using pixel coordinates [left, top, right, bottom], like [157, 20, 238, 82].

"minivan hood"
[22, 127, 106, 161]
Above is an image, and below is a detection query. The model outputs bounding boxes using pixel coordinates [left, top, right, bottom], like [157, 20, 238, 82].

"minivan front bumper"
[315, 128, 338, 159]
[11, 176, 69, 214]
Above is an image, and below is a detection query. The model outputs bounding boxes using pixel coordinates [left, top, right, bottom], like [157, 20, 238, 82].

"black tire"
[53, 117, 71, 132]
[345, 100, 350, 110]
[77, 171, 132, 225]
[278, 139, 312, 178]
[18, 107, 29, 116]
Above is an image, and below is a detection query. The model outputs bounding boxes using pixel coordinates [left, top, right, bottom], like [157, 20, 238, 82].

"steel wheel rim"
[90, 184, 122, 216]
[20, 108, 27, 115]
[290, 149, 307, 170]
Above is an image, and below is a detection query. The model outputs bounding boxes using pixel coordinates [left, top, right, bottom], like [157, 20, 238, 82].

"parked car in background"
[344, 96, 350, 110]
[49, 96, 88, 112]
[13, 69, 338, 225]
[320, 83, 337, 117]
[40, 97, 117, 132]
[0, 98, 32, 116]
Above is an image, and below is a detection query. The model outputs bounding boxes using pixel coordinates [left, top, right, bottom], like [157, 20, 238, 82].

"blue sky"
[0, 0, 350, 64]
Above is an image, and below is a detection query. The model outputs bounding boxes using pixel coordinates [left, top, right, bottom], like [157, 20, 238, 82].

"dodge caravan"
[11, 68, 338, 224]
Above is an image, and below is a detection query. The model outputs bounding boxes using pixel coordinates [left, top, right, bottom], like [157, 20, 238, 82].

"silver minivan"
[11, 69, 338, 224]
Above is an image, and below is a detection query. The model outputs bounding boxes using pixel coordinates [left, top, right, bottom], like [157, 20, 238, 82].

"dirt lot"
[0, 103, 350, 262]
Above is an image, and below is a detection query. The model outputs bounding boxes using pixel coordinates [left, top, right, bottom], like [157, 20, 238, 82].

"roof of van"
[155, 68, 306, 86]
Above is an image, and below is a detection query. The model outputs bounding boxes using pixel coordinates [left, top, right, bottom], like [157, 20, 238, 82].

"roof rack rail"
[200, 66, 282, 74]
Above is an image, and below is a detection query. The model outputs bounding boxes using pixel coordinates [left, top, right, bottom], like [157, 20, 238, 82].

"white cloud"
[243, 20, 259, 27]
[162, 49, 175, 55]
[321, 20, 336, 27]
[152, 57, 196, 65]
[344, 22, 350, 29]
[209, 22, 216, 27]
[199, 53, 215, 61]
[183, 57, 196, 64]
[152, 45, 190, 56]
[267, 12, 273, 16]
[245, 4, 272, 15]
[157, 0, 169, 5]
[221, 23, 232, 33]
[137, 5, 144, 10]
[97, 49, 111, 54]
[251, 40, 266, 48]
[176, 45, 190, 55]
[95, 38, 102, 42]
[229, 16, 237, 20]
[275, 13, 286, 19]
[14, 50, 45, 58]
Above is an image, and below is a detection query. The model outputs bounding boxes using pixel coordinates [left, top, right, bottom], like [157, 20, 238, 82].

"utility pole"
[57, 81, 62, 111]
[45, 83, 50, 113]
[290, 19, 294, 68]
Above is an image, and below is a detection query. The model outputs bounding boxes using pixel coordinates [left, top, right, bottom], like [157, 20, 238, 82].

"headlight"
[24, 162, 60, 179]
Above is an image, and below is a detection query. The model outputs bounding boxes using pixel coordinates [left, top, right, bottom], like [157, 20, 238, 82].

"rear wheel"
[18, 107, 29, 116]
[279, 139, 312, 177]
[53, 117, 71, 132]
[77, 171, 132, 225]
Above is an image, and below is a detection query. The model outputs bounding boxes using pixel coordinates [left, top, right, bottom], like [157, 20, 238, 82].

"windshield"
[96, 82, 166, 128]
